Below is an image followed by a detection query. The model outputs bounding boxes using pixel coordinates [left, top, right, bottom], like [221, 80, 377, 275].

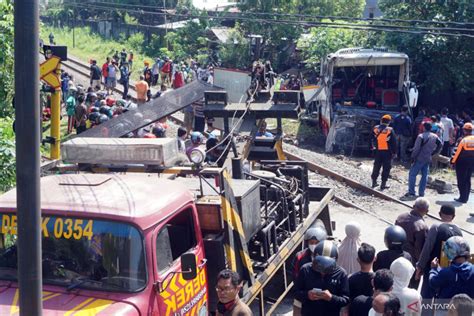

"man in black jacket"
[416, 205, 462, 299]
[295, 241, 349, 316]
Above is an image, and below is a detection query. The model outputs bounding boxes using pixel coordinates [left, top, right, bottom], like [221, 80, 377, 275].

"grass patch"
[40, 25, 155, 81]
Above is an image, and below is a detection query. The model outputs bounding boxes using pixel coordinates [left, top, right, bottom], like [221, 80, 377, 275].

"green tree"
[379, 0, 474, 96]
[0, 118, 15, 192]
[0, 0, 14, 118]
[297, 21, 370, 65]
[219, 26, 251, 69]
[238, 0, 365, 70]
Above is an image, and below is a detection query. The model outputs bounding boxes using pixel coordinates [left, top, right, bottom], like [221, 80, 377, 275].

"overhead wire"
[72, 0, 474, 27]
[65, 2, 474, 38]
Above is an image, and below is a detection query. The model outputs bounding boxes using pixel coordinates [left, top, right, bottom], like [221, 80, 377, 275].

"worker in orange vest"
[451, 123, 474, 203]
[371, 114, 397, 189]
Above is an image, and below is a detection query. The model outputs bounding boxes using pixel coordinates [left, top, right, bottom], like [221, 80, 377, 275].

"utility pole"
[14, 0, 43, 314]
[163, 0, 168, 50]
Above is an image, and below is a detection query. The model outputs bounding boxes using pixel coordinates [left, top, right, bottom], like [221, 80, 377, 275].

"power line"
[64, 3, 474, 38]
[73, 0, 474, 27]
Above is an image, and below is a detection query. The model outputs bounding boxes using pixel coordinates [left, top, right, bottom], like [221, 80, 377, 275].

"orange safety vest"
[374, 125, 393, 151]
[451, 135, 474, 164]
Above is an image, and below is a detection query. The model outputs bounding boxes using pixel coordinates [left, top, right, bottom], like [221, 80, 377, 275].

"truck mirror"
[181, 252, 197, 281]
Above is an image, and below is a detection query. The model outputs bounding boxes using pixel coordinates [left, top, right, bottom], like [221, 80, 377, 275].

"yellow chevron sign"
[40, 56, 61, 89]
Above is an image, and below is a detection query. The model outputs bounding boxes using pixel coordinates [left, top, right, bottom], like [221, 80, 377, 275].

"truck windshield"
[0, 213, 146, 292]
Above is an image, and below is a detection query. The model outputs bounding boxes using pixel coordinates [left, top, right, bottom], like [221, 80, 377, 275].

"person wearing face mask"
[292, 226, 328, 315]
[292, 226, 328, 280]
[390, 257, 422, 316]
[294, 240, 350, 316]
[215, 269, 252, 316]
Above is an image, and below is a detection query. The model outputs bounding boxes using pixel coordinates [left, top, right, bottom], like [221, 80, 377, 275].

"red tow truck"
[0, 138, 333, 315]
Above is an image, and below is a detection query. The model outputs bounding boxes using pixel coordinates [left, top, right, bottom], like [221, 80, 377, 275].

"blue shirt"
[256, 131, 273, 137]
[393, 113, 412, 137]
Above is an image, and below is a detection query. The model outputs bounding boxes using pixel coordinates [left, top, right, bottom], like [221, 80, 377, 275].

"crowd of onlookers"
[291, 198, 473, 316]
[218, 198, 473, 316]
[371, 106, 474, 205]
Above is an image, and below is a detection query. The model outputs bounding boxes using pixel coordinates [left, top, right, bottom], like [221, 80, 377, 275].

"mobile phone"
[312, 288, 322, 294]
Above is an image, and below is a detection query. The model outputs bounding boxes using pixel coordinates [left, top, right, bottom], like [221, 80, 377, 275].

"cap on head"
[382, 114, 392, 121]
[463, 122, 473, 130]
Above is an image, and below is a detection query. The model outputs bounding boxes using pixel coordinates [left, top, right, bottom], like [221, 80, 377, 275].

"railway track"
[61, 56, 141, 101]
[63, 55, 473, 236]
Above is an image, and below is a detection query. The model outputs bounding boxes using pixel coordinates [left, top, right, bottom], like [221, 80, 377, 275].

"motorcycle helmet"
[152, 125, 166, 138]
[443, 236, 470, 261]
[191, 131, 204, 145]
[98, 114, 109, 124]
[304, 227, 328, 242]
[313, 240, 338, 274]
[384, 225, 407, 250]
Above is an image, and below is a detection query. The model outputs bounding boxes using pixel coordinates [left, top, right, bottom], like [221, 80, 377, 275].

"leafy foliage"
[238, 0, 365, 70]
[0, 118, 15, 192]
[0, 0, 14, 118]
[219, 26, 251, 69]
[298, 21, 370, 64]
[379, 0, 474, 94]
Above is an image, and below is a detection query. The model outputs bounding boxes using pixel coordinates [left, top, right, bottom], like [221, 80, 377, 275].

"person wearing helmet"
[416, 205, 462, 299]
[451, 122, 474, 203]
[152, 125, 166, 138]
[374, 225, 412, 272]
[98, 114, 109, 124]
[429, 236, 473, 299]
[371, 114, 397, 190]
[403, 121, 442, 199]
[294, 240, 349, 316]
[292, 226, 328, 280]
[186, 131, 204, 160]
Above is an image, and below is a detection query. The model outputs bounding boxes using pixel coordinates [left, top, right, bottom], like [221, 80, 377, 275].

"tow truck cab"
[0, 173, 208, 315]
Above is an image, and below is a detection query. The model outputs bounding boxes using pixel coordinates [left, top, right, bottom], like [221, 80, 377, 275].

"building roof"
[0, 174, 194, 230]
[209, 27, 233, 43]
[155, 18, 200, 30]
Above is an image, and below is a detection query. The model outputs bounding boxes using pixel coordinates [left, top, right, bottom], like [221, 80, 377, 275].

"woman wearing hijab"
[337, 222, 362, 275]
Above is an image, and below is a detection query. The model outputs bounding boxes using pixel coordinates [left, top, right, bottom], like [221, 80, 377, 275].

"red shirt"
[173, 72, 184, 88]
[102, 63, 109, 77]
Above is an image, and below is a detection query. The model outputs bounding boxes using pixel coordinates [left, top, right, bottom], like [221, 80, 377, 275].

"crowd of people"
[290, 200, 473, 316]
[370, 106, 474, 204]
[221, 199, 472, 316]
[88, 49, 216, 100]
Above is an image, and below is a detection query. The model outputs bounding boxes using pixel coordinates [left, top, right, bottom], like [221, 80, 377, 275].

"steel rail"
[285, 151, 473, 236]
[62, 56, 472, 235]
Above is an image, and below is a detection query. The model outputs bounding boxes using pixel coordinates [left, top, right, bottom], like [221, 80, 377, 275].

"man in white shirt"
[440, 108, 454, 156]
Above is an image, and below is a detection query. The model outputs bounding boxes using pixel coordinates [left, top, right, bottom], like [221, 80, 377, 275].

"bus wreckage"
[304, 47, 419, 154]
